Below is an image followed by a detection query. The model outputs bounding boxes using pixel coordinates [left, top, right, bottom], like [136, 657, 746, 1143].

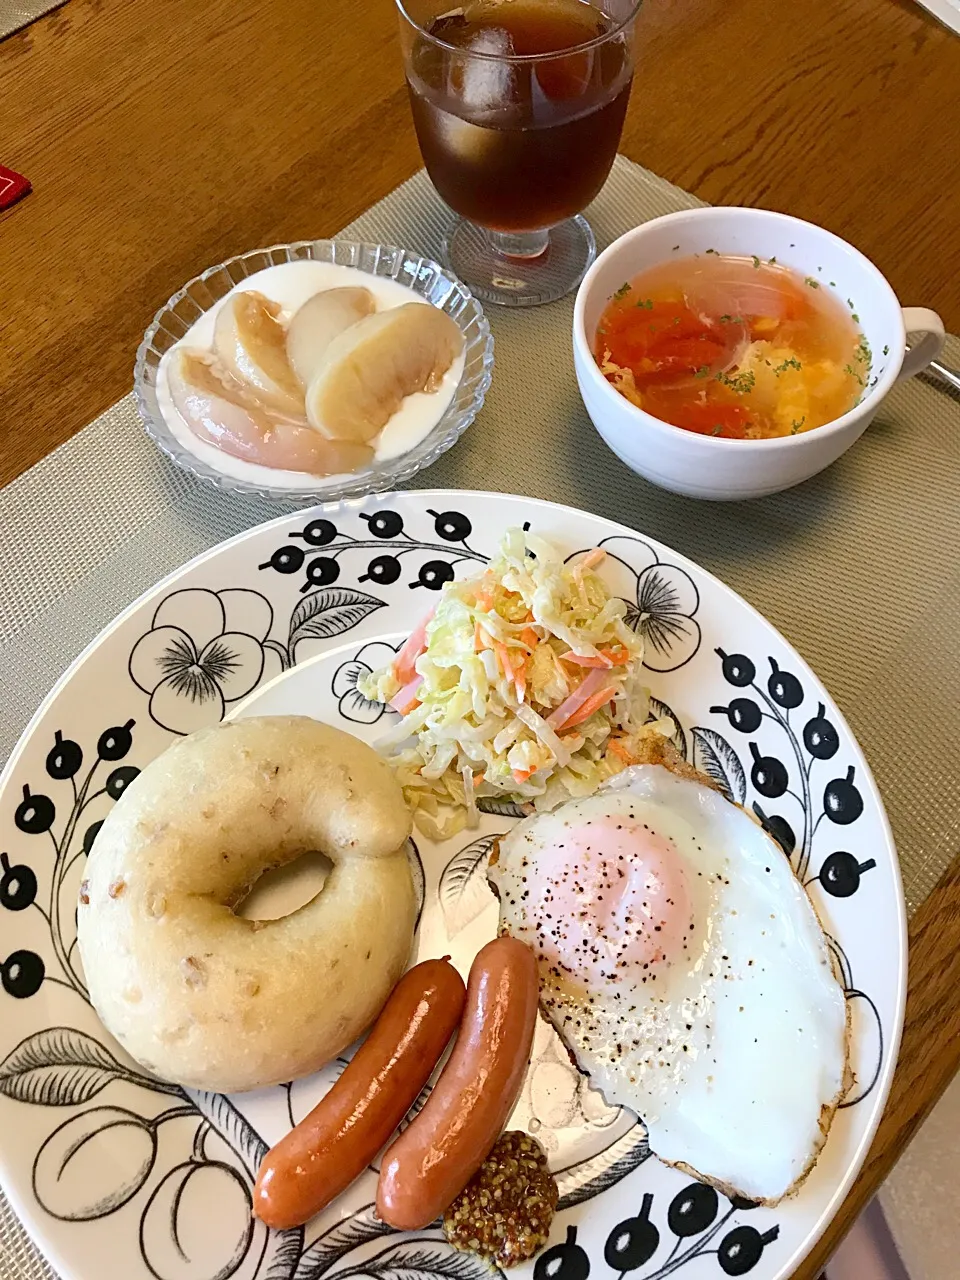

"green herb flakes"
[790, 417, 805, 434]
[805, 277, 820, 289]
[752, 255, 761, 269]
[774, 357, 802, 374]
[854, 336, 871, 366]
[613, 282, 631, 301]
[718, 369, 756, 394]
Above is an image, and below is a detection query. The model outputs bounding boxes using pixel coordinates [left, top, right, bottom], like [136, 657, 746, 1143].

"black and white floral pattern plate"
[0, 492, 905, 1280]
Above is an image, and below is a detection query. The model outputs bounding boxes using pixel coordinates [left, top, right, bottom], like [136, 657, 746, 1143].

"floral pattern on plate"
[0, 492, 905, 1280]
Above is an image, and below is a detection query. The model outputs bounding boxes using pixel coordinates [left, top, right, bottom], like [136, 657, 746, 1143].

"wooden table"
[1, 0, 959, 1273]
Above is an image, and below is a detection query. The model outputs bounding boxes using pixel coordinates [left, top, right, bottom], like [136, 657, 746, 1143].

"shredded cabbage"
[358, 529, 668, 837]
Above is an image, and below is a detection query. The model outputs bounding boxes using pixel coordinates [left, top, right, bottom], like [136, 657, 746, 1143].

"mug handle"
[898, 307, 946, 380]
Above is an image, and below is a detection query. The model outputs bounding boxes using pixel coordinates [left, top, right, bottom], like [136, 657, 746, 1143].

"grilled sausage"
[376, 936, 539, 1230]
[254, 957, 466, 1228]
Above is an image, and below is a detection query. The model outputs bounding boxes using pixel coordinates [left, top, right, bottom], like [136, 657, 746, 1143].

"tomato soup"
[593, 254, 869, 439]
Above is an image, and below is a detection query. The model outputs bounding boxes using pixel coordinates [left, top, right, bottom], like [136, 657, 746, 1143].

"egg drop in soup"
[593, 253, 870, 439]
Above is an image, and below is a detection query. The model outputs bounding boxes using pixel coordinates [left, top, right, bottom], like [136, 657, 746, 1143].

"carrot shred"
[521, 627, 540, 649]
[608, 739, 637, 765]
[561, 652, 612, 669]
[393, 610, 433, 684]
[513, 767, 536, 783]
[475, 624, 496, 652]
[513, 659, 527, 702]
[561, 645, 628, 669]
[557, 685, 618, 732]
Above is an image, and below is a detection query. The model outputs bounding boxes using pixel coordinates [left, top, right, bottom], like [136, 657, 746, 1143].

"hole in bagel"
[234, 850, 334, 922]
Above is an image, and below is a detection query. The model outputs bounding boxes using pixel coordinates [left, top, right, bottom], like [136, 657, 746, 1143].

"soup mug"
[572, 207, 945, 500]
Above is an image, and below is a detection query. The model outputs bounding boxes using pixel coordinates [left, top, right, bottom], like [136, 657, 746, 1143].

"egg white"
[490, 764, 849, 1204]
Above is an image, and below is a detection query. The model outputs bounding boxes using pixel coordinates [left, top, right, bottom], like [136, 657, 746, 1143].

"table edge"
[792, 851, 960, 1276]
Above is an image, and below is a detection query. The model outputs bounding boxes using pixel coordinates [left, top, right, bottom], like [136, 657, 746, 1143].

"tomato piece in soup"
[593, 255, 866, 440]
[645, 397, 752, 439]
[600, 299, 731, 381]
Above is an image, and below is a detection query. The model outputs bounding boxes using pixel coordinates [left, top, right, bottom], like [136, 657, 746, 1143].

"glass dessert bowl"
[134, 240, 494, 503]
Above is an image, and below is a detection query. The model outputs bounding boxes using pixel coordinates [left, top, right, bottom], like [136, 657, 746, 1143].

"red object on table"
[0, 165, 32, 210]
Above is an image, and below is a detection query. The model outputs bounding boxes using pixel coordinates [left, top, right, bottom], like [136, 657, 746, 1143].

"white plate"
[915, 0, 960, 34]
[0, 491, 906, 1280]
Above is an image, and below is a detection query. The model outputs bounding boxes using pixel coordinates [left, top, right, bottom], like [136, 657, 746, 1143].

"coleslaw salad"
[359, 529, 671, 838]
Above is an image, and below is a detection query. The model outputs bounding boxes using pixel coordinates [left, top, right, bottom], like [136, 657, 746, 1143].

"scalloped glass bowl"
[133, 240, 494, 503]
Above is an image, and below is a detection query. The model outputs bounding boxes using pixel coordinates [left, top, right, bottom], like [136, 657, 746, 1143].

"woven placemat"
[1, 155, 958, 1278]
[0, 0, 66, 40]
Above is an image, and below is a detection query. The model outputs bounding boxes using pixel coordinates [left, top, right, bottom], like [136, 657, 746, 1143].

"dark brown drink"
[405, 0, 633, 233]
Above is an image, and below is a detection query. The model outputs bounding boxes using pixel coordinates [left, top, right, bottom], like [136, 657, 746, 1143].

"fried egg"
[488, 764, 848, 1204]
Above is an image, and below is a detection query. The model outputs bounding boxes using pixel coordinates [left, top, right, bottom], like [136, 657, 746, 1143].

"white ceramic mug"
[572, 207, 946, 500]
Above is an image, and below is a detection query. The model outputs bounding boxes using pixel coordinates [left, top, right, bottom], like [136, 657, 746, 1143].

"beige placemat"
[0, 0, 66, 40]
[1, 155, 959, 1278]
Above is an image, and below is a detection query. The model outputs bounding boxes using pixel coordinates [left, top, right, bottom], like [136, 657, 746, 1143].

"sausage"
[253, 957, 466, 1229]
[376, 935, 539, 1230]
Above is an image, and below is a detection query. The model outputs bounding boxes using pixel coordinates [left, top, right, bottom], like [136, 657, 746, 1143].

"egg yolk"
[531, 815, 691, 987]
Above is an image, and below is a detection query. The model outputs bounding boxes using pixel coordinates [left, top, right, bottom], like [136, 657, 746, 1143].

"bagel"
[77, 716, 416, 1093]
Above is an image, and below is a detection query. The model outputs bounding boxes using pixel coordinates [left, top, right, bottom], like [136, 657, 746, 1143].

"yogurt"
[155, 260, 466, 490]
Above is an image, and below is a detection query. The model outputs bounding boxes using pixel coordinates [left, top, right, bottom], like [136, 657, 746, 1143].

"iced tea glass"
[397, 0, 642, 307]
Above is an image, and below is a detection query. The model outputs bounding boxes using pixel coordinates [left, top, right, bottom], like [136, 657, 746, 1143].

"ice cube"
[467, 26, 514, 57]
[435, 107, 500, 164]
[456, 27, 516, 117]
